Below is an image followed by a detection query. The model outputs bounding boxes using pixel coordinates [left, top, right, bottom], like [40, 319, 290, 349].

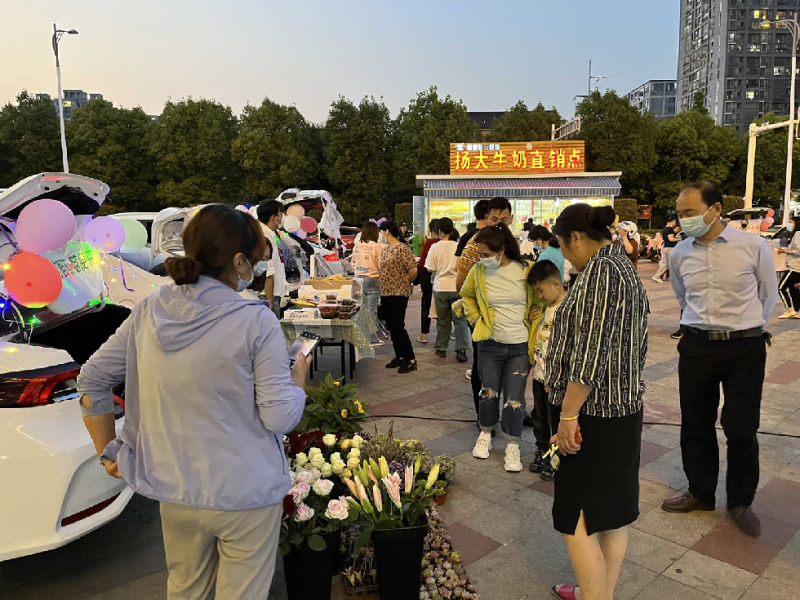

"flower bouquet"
[298, 373, 369, 434]
[343, 456, 440, 600]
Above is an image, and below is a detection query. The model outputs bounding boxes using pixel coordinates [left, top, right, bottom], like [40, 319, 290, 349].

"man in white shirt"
[257, 200, 287, 319]
[426, 218, 470, 362]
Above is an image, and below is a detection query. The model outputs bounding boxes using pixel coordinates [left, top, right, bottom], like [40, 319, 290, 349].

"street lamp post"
[51, 24, 78, 174]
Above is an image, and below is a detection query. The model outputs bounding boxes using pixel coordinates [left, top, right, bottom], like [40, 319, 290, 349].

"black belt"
[681, 326, 769, 344]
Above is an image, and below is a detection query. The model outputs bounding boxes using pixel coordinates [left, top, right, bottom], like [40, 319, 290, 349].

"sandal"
[551, 584, 578, 600]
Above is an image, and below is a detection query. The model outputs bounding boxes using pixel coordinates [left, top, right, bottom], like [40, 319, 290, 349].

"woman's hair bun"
[587, 205, 616, 231]
[165, 256, 204, 285]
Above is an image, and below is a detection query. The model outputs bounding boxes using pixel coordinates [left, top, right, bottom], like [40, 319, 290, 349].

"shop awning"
[419, 175, 621, 199]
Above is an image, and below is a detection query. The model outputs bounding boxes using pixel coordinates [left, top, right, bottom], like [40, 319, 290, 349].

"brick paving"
[2, 261, 799, 600]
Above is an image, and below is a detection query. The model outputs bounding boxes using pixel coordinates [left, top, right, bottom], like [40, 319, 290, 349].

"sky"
[1, 0, 679, 124]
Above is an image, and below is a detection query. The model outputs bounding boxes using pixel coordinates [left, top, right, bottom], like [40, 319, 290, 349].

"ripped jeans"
[477, 340, 530, 439]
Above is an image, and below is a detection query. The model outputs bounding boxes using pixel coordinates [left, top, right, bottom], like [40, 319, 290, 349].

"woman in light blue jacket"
[79, 204, 310, 599]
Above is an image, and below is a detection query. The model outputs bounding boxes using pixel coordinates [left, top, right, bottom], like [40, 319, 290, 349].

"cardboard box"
[304, 277, 353, 290]
[284, 308, 320, 321]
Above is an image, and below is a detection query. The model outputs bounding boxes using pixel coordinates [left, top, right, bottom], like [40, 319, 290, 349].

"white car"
[0, 173, 165, 562]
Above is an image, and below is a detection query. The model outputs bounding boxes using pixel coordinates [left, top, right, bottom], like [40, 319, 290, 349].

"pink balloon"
[767, 209, 775, 218]
[760, 220, 770, 231]
[765, 216, 774, 226]
[300, 216, 317, 234]
[296, 229, 307, 239]
[16, 199, 76, 253]
[84, 216, 126, 253]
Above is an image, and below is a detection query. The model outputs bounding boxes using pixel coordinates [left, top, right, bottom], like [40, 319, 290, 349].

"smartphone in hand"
[288, 332, 321, 366]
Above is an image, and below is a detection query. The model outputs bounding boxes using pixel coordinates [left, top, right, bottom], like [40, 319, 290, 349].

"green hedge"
[614, 198, 639, 223]
[395, 203, 412, 226]
[722, 195, 744, 215]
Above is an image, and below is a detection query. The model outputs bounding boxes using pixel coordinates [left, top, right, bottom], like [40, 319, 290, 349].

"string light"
[4, 347, 18, 353]
[2, 263, 9, 271]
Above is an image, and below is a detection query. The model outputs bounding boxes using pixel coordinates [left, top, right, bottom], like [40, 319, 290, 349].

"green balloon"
[118, 219, 148, 253]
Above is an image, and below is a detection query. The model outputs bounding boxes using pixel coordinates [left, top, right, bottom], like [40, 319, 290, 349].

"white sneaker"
[504, 443, 523, 472]
[472, 432, 492, 459]
[651, 277, 664, 284]
[779, 309, 797, 319]
[465, 369, 472, 381]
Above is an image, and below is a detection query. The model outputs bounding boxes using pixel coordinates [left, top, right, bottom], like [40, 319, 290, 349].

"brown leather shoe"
[729, 506, 761, 537]
[661, 492, 715, 513]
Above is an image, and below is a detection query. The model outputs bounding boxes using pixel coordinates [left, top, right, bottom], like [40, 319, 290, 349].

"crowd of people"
[73, 184, 794, 600]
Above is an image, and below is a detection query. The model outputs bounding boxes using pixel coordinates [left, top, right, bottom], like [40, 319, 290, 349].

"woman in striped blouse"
[545, 204, 649, 600]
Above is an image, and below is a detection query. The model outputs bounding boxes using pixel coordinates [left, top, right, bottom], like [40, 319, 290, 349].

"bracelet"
[560, 414, 579, 421]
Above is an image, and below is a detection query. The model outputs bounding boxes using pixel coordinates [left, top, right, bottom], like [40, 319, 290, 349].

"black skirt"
[552, 410, 643, 536]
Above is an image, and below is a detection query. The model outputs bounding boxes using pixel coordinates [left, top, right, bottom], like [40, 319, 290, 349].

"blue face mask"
[236, 258, 255, 292]
[480, 253, 502, 270]
[680, 208, 714, 238]
[254, 260, 268, 277]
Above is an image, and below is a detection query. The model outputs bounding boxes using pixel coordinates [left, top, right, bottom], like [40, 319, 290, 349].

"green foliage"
[692, 92, 709, 115]
[67, 99, 158, 212]
[0, 91, 62, 187]
[148, 98, 241, 207]
[722, 195, 744, 216]
[233, 98, 319, 200]
[394, 202, 412, 226]
[323, 96, 391, 223]
[392, 86, 479, 203]
[577, 90, 658, 195]
[490, 100, 561, 142]
[614, 198, 639, 223]
[649, 110, 741, 208]
[300, 373, 369, 433]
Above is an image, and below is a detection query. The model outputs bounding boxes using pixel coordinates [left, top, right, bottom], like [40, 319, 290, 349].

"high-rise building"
[678, 1, 800, 133]
[627, 80, 678, 118]
[34, 89, 103, 120]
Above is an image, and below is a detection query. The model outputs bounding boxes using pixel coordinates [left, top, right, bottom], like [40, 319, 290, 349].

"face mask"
[787, 223, 795, 233]
[236, 257, 255, 292]
[379, 235, 388, 244]
[253, 260, 268, 276]
[481, 254, 501, 270]
[533, 243, 543, 251]
[680, 207, 714, 238]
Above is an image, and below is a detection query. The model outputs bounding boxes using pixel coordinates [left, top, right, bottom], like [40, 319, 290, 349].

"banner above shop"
[450, 141, 585, 175]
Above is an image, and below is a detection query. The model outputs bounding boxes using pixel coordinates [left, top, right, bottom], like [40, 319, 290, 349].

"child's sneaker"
[472, 431, 492, 459]
[528, 450, 546, 473]
[504, 443, 523, 472]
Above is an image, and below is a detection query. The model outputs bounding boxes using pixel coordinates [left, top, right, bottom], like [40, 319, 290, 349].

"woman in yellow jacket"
[460, 223, 544, 472]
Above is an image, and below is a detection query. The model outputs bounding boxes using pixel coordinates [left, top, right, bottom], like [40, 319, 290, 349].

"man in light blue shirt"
[661, 182, 778, 538]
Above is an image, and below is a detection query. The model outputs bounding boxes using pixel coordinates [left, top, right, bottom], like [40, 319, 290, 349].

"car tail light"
[0, 364, 80, 407]
[61, 493, 120, 527]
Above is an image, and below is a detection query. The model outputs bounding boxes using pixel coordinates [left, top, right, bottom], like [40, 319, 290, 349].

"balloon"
[85, 217, 126, 252]
[296, 229, 307, 239]
[760, 220, 770, 231]
[765, 216, 775, 226]
[283, 215, 301, 233]
[4, 251, 63, 308]
[286, 204, 305, 218]
[156, 207, 180, 222]
[15, 199, 76, 253]
[767, 209, 775, 217]
[43, 241, 105, 314]
[118, 219, 148, 253]
[300, 216, 317, 234]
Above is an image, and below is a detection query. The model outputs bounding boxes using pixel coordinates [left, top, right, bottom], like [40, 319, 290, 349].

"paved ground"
[2, 261, 799, 600]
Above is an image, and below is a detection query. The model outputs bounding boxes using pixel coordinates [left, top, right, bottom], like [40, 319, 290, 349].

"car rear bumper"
[0, 401, 133, 562]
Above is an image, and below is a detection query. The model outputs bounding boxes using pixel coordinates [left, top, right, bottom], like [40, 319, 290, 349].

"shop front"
[415, 141, 622, 237]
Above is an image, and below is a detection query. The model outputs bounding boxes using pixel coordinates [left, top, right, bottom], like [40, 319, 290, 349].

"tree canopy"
[490, 101, 561, 142]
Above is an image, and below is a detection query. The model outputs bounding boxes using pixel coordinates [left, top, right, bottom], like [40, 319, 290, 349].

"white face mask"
[480, 254, 501, 270]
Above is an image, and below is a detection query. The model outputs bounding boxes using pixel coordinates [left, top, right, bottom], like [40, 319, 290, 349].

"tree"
[323, 96, 392, 224]
[148, 98, 240, 207]
[392, 86, 479, 203]
[576, 90, 658, 197]
[67, 99, 158, 212]
[0, 90, 62, 187]
[232, 98, 319, 200]
[649, 110, 741, 207]
[692, 92, 709, 115]
[490, 101, 561, 142]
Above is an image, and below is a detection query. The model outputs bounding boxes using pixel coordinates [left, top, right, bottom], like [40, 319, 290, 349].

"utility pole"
[588, 59, 593, 95]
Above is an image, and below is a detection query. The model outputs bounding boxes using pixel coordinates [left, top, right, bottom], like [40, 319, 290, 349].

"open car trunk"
[26, 304, 131, 366]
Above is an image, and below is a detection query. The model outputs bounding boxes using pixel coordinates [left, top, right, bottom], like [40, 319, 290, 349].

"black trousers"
[420, 273, 433, 335]
[471, 340, 482, 416]
[531, 379, 560, 452]
[678, 331, 766, 509]
[380, 295, 415, 363]
[779, 270, 800, 311]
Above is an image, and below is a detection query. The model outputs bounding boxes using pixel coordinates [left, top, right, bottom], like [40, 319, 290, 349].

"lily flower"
[379, 456, 390, 479]
[404, 465, 414, 495]
[426, 464, 440, 490]
[372, 483, 383, 512]
[382, 472, 402, 509]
